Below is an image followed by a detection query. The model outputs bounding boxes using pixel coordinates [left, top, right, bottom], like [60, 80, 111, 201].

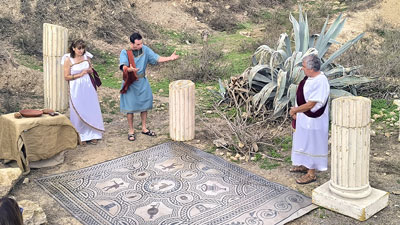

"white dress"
[61, 52, 104, 142]
[291, 73, 330, 171]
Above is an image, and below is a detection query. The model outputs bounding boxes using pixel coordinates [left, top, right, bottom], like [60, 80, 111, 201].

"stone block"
[312, 182, 389, 221]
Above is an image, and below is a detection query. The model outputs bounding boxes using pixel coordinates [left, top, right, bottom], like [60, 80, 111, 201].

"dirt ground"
[1, 0, 400, 224]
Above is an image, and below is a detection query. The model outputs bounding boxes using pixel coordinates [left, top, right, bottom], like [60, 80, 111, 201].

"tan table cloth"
[0, 113, 79, 173]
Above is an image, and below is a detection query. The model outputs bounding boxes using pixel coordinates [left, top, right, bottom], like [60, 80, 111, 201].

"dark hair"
[129, 32, 142, 44]
[0, 197, 23, 225]
[303, 54, 321, 72]
[69, 39, 86, 58]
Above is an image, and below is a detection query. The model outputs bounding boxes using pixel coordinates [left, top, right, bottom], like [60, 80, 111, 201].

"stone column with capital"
[169, 80, 195, 141]
[312, 96, 389, 221]
[43, 23, 68, 111]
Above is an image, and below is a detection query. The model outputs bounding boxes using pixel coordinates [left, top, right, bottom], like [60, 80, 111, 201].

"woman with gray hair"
[289, 54, 330, 184]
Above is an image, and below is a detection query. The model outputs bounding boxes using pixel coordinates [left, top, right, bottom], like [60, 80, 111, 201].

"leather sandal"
[289, 166, 308, 173]
[296, 174, 317, 184]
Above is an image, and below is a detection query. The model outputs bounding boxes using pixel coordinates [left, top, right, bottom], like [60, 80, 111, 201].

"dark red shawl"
[292, 76, 328, 129]
[120, 50, 138, 94]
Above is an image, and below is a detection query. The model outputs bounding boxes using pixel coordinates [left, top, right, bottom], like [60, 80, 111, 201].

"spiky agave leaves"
[246, 6, 372, 117]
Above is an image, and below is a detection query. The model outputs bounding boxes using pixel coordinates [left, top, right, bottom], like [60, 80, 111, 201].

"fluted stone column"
[313, 96, 388, 221]
[169, 80, 195, 141]
[43, 23, 68, 111]
[329, 96, 372, 199]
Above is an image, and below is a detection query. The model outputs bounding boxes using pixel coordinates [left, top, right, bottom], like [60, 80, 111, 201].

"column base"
[312, 181, 389, 221]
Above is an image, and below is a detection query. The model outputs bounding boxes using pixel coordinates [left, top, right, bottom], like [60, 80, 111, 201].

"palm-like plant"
[242, 6, 372, 117]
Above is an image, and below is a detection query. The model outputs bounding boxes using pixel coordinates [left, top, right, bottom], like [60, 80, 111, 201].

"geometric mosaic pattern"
[36, 142, 315, 225]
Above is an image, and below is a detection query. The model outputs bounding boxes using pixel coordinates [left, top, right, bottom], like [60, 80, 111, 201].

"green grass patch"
[149, 43, 186, 56]
[206, 146, 217, 154]
[159, 29, 199, 44]
[224, 52, 252, 76]
[104, 117, 113, 123]
[101, 96, 119, 114]
[273, 136, 292, 151]
[91, 49, 120, 89]
[259, 158, 280, 170]
[15, 54, 43, 72]
[254, 153, 262, 162]
[371, 99, 399, 122]
[149, 78, 170, 97]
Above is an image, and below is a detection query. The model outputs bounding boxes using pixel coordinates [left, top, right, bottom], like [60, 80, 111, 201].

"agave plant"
[245, 6, 372, 117]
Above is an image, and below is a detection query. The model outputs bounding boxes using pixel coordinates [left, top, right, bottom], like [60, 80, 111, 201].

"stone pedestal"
[43, 23, 68, 112]
[312, 96, 388, 221]
[169, 80, 195, 141]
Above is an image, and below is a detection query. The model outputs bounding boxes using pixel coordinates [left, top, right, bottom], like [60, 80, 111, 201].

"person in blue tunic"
[119, 32, 179, 141]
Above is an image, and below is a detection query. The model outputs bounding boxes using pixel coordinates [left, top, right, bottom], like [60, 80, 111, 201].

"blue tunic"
[119, 45, 160, 113]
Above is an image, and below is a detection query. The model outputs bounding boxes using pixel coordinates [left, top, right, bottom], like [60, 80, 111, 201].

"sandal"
[289, 166, 308, 173]
[142, 130, 156, 137]
[296, 174, 317, 184]
[128, 133, 136, 141]
[88, 139, 98, 145]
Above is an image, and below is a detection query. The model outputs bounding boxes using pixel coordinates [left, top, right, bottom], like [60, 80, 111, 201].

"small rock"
[206, 110, 213, 114]
[219, 152, 224, 156]
[213, 138, 228, 148]
[0, 168, 23, 196]
[393, 99, 400, 108]
[371, 130, 376, 136]
[373, 153, 378, 156]
[252, 143, 259, 152]
[392, 190, 400, 195]
[239, 156, 246, 161]
[158, 89, 164, 93]
[376, 125, 383, 130]
[238, 142, 244, 148]
[205, 86, 214, 90]
[385, 132, 391, 138]
[19, 200, 47, 225]
[385, 151, 390, 156]
[373, 114, 381, 119]
[235, 153, 241, 159]
[250, 156, 257, 161]
[394, 94, 399, 99]
[23, 178, 29, 184]
[390, 111, 396, 116]
[371, 119, 375, 123]
[226, 152, 232, 157]
[194, 139, 201, 144]
[230, 156, 237, 161]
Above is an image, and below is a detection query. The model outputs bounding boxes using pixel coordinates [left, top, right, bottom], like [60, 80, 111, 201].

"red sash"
[292, 76, 328, 129]
[120, 50, 138, 94]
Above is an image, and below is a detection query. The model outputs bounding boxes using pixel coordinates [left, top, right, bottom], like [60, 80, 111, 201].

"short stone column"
[313, 96, 389, 221]
[43, 23, 68, 111]
[169, 80, 195, 141]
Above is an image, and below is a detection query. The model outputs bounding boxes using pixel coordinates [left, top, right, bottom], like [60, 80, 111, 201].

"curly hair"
[303, 54, 321, 72]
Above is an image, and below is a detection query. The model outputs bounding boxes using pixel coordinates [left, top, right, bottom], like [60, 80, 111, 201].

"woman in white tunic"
[61, 40, 104, 145]
[289, 54, 330, 184]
